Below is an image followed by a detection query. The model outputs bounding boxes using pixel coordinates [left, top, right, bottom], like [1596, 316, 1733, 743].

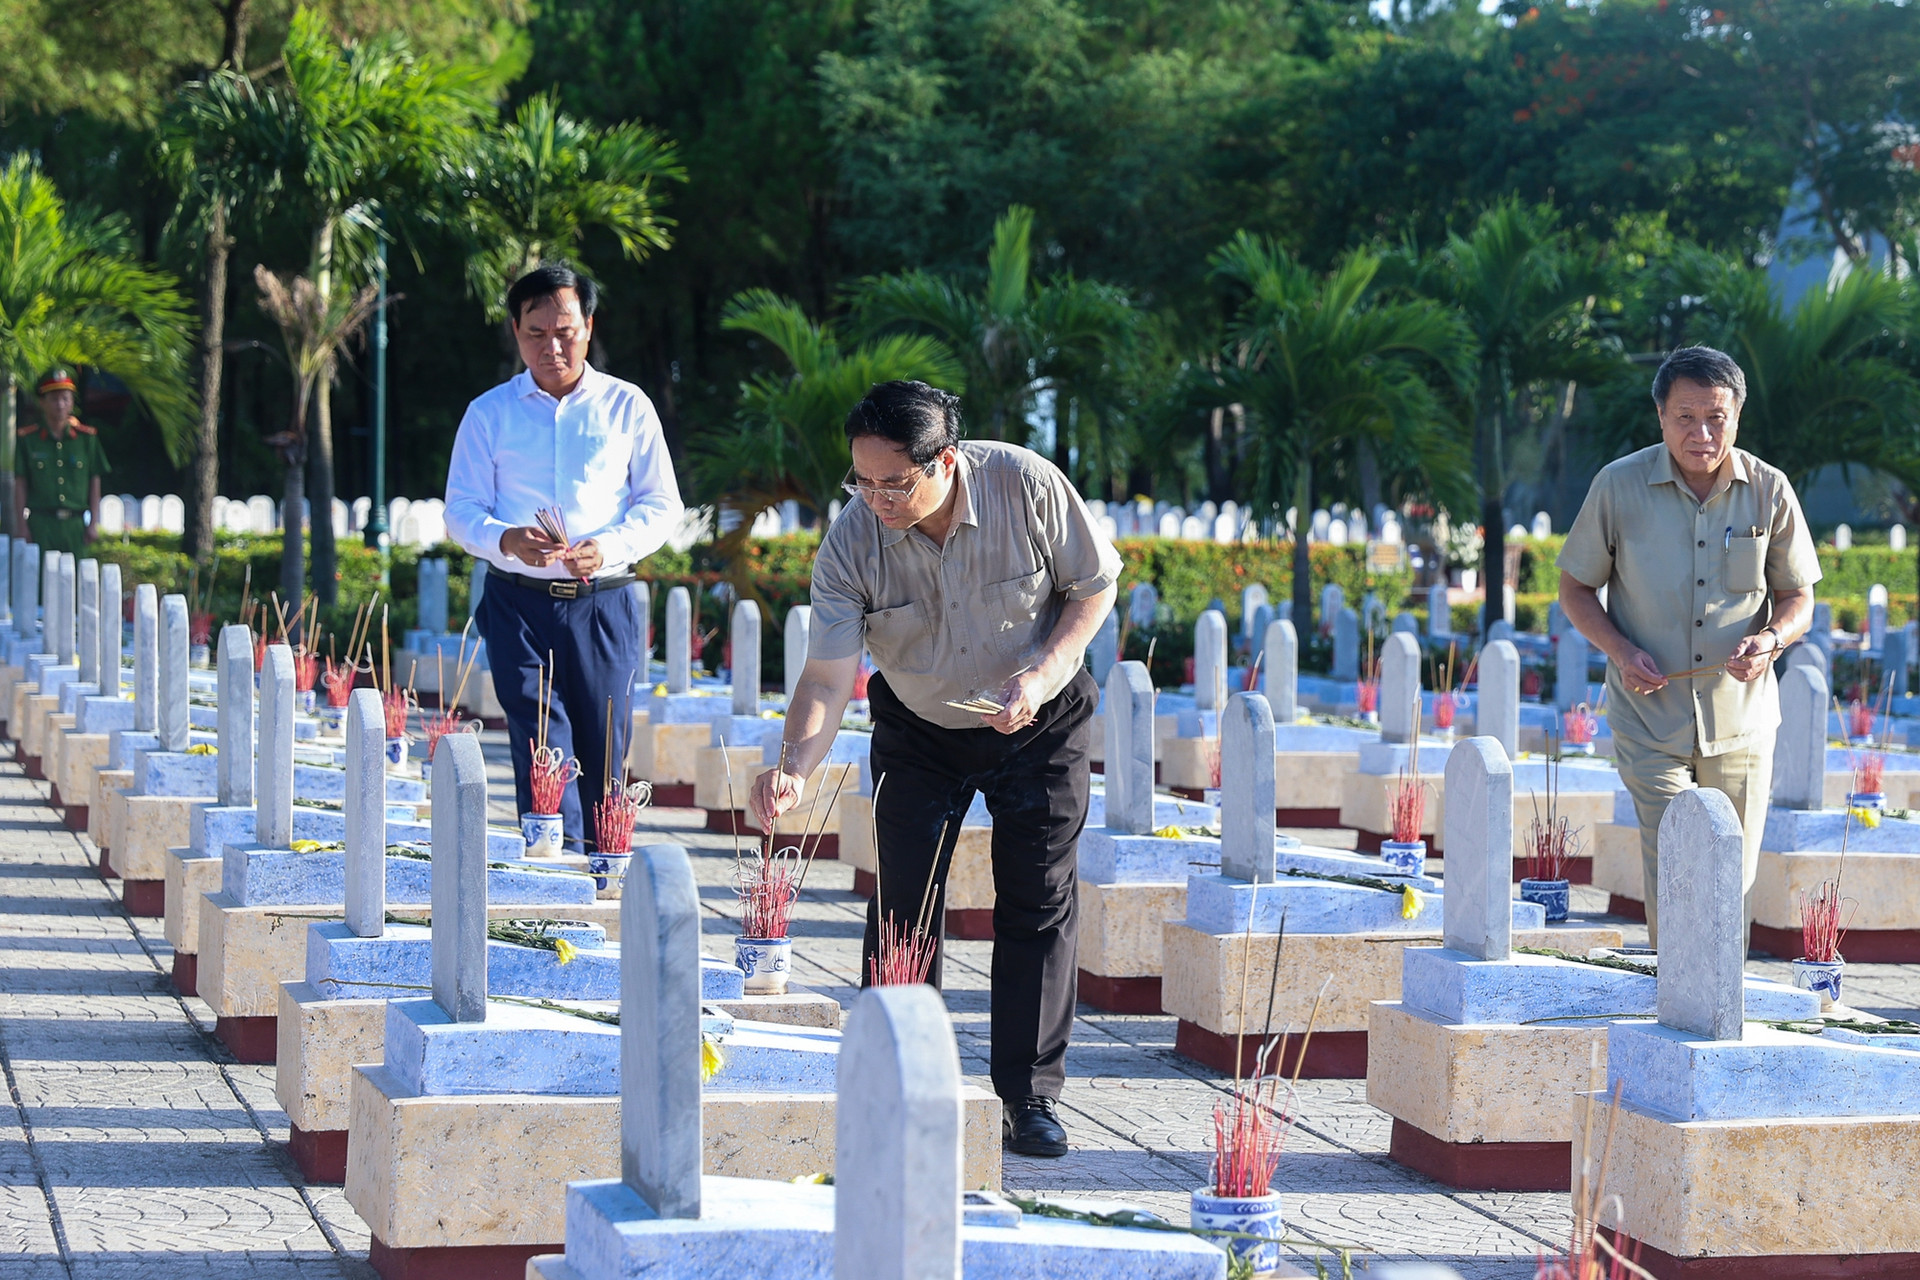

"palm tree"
[698, 289, 966, 526]
[276, 7, 492, 604]
[1204, 233, 1476, 624]
[850, 205, 1137, 445]
[1404, 200, 1622, 631]
[156, 69, 300, 562]
[460, 92, 686, 322]
[0, 154, 197, 532]
[253, 267, 382, 619]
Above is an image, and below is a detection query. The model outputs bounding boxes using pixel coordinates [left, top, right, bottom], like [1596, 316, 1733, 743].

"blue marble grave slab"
[1183, 869, 1473, 935]
[220, 845, 595, 907]
[382, 819, 526, 859]
[190, 803, 417, 854]
[108, 729, 157, 771]
[1608, 1018, 1920, 1121]
[76, 695, 133, 735]
[134, 750, 217, 795]
[34, 664, 78, 698]
[646, 689, 731, 724]
[1081, 829, 1384, 884]
[1761, 807, 1920, 853]
[1400, 947, 1819, 1025]
[55, 682, 97, 715]
[1272, 722, 1377, 751]
[709, 713, 783, 749]
[1358, 737, 1459, 776]
[383, 998, 838, 1097]
[560, 1178, 1225, 1280]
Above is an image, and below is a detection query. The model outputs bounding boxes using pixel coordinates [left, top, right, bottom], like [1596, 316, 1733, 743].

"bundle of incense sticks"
[869, 776, 957, 986]
[536, 505, 591, 585]
[1213, 911, 1315, 1200]
[723, 742, 848, 941]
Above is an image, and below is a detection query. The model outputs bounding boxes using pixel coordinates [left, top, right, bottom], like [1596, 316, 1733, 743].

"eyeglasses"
[842, 464, 933, 504]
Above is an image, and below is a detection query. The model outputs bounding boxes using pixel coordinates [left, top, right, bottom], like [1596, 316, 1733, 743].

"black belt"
[488, 566, 637, 599]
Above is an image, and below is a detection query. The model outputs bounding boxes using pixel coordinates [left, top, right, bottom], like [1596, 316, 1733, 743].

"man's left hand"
[984, 668, 1047, 735]
[561, 538, 603, 577]
[1726, 630, 1781, 682]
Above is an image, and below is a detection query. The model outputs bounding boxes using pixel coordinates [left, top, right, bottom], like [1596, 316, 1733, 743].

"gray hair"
[1652, 345, 1746, 410]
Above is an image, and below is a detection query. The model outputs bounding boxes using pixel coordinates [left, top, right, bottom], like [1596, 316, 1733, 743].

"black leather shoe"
[1002, 1095, 1069, 1157]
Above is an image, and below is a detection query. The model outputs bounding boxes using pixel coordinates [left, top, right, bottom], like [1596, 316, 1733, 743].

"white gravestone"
[76, 559, 98, 686]
[53, 553, 74, 665]
[1087, 609, 1118, 690]
[1870, 583, 1889, 651]
[730, 600, 761, 717]
[1555, 629, 1589, 711]
[431, 732, 491, 1024]
[417, 559, 449, 635]
[159, 494, 185, 533]
[1835, 523, 1853, 552]
[1428, 582, 1451, 638]
[1320, 583, 1344, 631]
[216, 626, 255, 808]
[1379, 631, 1422, 745]
[1392, 611, 1418, 635]
[620, 843, 705, 1219]
[1193, 609, 1228, 714]
[1219, 692, 1278, 884]
[133, 584, 157, 732]
[1770, 664, 1829, 811]
[1655, 788, 1748, 1041]
[834, 986, 964, 1280]
[1884, 627, 1911, 698]
[1127, 583, 1158, 628]
[1894, 524, 1909, 552]
[666, 587, 692, 695]
[258, 644, 296, 849]
[785, 605, 813, 699]
[1532, 511, 1552, 539]
[1442, 735, 1514, 961]
[39, 550, 56, 648]
[1240, 584, 1269, 641]
[157, 594, 190, 752]
[1104, 661, 1155, 837]
[1477, 639, 1521, 761]
[98, 563, 121, 694]
[1265, 619, 1298, 723]
[344, 688, 388, 939]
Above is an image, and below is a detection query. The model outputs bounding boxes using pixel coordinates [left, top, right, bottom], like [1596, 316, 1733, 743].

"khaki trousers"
[1613, 734, 1773, 947]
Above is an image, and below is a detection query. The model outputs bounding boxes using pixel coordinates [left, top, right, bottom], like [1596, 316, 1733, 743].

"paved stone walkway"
[0, 737, 1912, 1277]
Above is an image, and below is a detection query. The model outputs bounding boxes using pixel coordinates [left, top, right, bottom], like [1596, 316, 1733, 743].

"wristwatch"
[1760, 626, 1782, 651]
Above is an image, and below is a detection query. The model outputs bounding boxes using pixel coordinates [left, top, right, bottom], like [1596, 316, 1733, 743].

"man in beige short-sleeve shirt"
[1559, 345, 1820, 943]
[748, 380, 1120, 1158]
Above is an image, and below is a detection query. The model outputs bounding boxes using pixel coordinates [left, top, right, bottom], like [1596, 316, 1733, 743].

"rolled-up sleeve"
[1766, 476, 1823, 591]
[1556, 472, 1615, 589]
[1029, 465, 1121, 600]
[592, 396, 684, 569]
[443, 402, 511, 562]
[807, 522, 870, 662]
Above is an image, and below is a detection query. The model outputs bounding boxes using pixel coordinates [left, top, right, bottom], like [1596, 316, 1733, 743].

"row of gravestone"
[87, 493, 451, 548]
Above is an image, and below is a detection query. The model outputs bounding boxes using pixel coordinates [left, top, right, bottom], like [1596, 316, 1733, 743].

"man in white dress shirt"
[445, 262, 683, 847]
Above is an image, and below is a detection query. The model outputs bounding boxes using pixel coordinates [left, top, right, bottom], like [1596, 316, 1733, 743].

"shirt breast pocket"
[1725, 534, 1767, 594]
[984, 567, 1049, 658]
[862, 600, 936, 676]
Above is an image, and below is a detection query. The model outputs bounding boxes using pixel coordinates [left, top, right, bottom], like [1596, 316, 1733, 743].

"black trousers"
[474, 572, 641, 850]
[862, 667, 1096, 1102]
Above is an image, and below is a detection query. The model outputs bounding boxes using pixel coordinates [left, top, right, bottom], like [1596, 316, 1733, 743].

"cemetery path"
[0, 735, 1911, 1279]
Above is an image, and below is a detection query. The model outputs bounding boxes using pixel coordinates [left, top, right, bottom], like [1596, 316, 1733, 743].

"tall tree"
[1204, 232, 1474, 625]
[851, 205, 1137, 445]
[274, 7, 492, 604]
[459, 92, 685, 320]
[252, 267, 380, 613]
[157, 70, 300, 561]
[0, 155, 198, 531]
[697, 288, 964, 524]
[1404, 200, 1620, 632]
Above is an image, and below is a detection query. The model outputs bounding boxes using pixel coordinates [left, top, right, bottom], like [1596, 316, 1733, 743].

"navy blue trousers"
[474, 572, 642, 851]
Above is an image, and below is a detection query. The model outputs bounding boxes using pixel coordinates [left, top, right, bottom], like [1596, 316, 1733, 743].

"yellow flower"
[186, 743, 216, 756]
[1401, 886, 1422, 920]
[1151, 825, 1186, 840]
[653, 683, 668, 696]
[790, 1172, 830, 1185]
[552, 938, 578, 966]
[700, 1035, 726, 1083]
[290, 840, 324, 854]
[1851, 806, 1882, 829]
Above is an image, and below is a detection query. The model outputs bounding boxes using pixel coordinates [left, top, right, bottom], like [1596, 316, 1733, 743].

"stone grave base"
[691, 744, 764, 814]
[1749, 849, 1920, 961]
[163, 848, 220, 961]
[1162, 923, 1621, 1078]
[56, 731, 110, 816]
[1520, 724, 1616, 758]
[1593, 821, 1646, 918]
[278, 981, 844, 1182]
[697, 759, 855, 859]
[201, 898, 625, 1063]
[344, 1065, 1003, 1278]
[633, 722, 710, 794]
[1342, 772, 1612, 874]
[1076, 879, 1185, 1013]
[840, 795, 994, 936]
[108, 792, 210, 882]
[171, 953, 198, 997]
[1086, 709, 1178, 772]
[1584, 1094, 1920, 1276]
[1159, 735, 1216, 792]
[117, 877, 164, 917]
[1365, 1001, 1606, 1190]
[89, 769, 130, 847]
[42, 711, 76, 787]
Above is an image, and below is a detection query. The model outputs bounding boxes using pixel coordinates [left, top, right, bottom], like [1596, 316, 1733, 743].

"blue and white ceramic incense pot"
[1380, 839, 1427, 878]
[1190, 1188, 1282, 1270]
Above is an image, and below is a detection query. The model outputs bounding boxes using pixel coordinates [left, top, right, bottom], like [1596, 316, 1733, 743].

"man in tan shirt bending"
[1558, 345, 1821, 943]
[748, 380, 1121, 1157]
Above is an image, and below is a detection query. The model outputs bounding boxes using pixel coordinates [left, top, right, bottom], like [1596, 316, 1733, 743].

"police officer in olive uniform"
[14, 369, 108, 556]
